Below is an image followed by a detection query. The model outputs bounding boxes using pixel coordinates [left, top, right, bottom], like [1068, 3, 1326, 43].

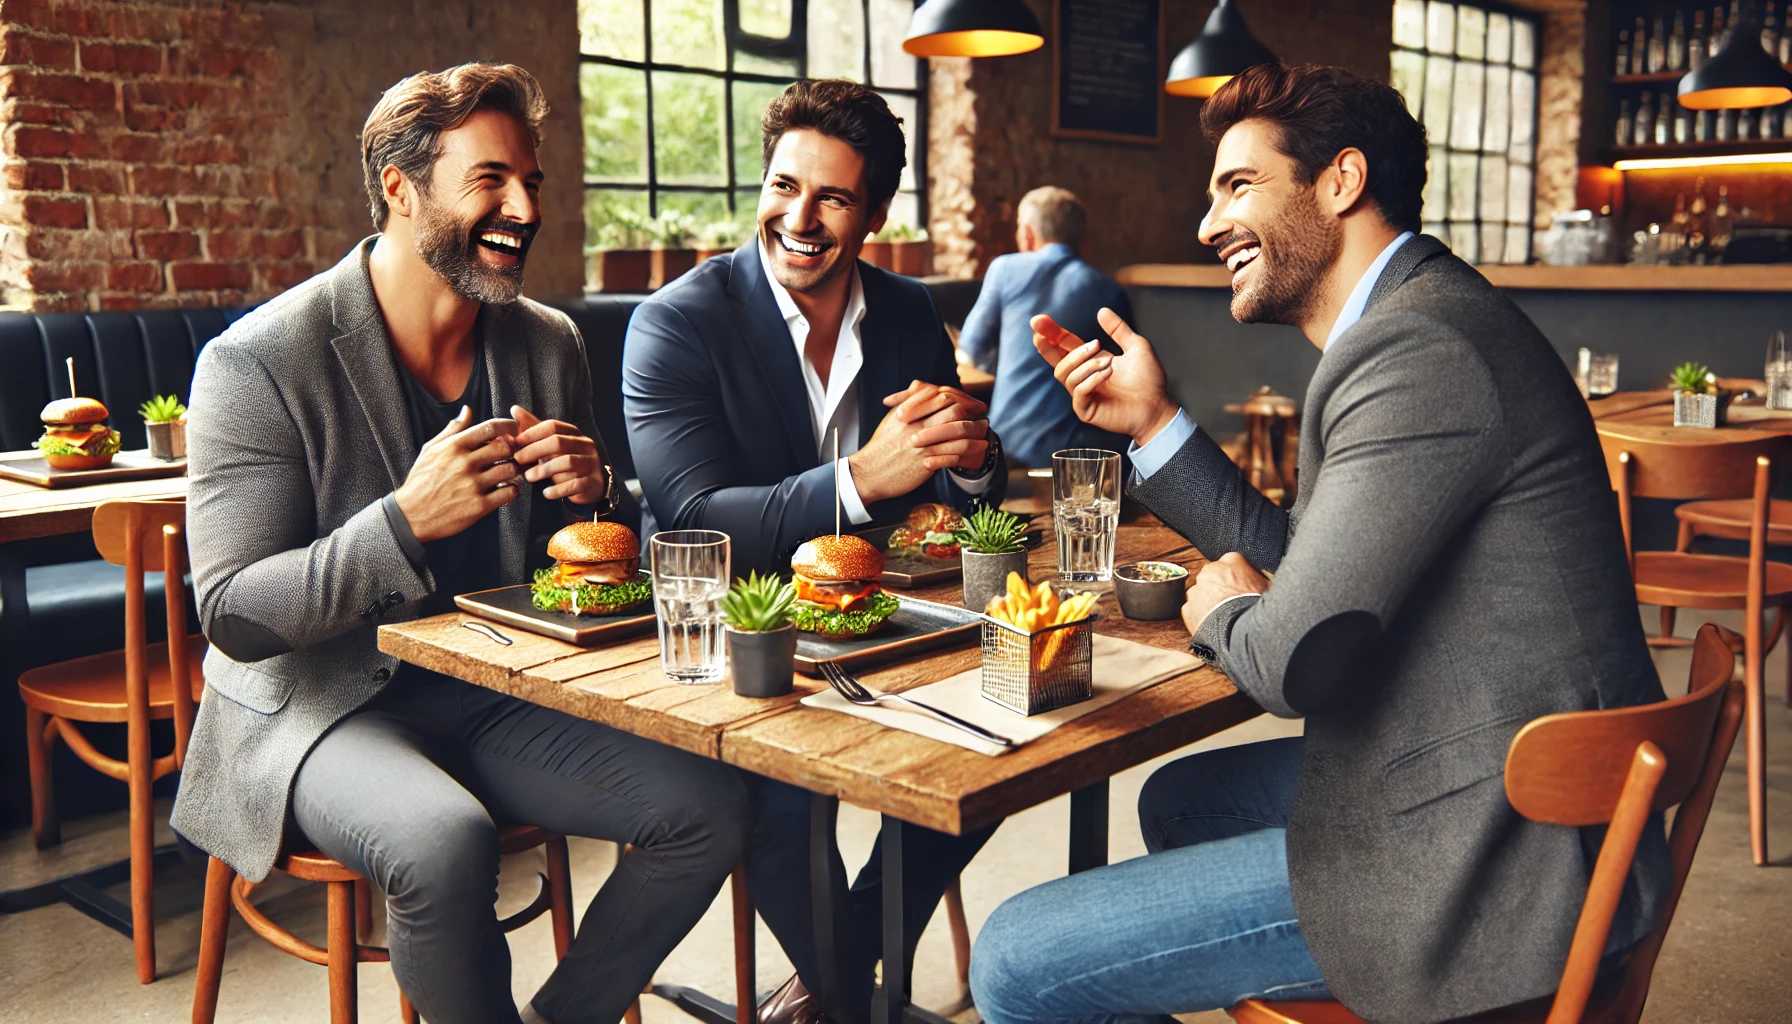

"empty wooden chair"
[1228, 621, 1745, 1024]
[1596, 424, 1789, 865]
[17, 498, 203, 984]
[1670, 495, 1792, 703]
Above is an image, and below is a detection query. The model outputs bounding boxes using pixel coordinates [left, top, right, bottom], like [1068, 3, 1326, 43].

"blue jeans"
[971, 738, 1329, 1023]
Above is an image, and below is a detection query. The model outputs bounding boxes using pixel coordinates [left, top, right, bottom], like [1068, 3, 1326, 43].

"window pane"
[582, 64, 649, 182]
[586, 188, 651, 253]
[1510, 70, 1535, 161]
[1423, 56, 1454, 142]
[1486, 12, 1511, 63]
[1448, 153, 1478, 220]
[1427, 1, 1456, 54]
[579, 0, 644, 61]
[1479, 228, 1504, 264]
[651, 0, 724, 68]
[870, 0, 918, 89]
[1393, 0, 1427, 49]
[1483, 65, 1510, 152]
[1448, 222, 1477, 260]
[1512, 18, 1536, 68]
[653, 72, 726, 184]
[733, 80, 793, 187]
[660, 191, 730, 224]
[1422, 221, 1446, 240]
[1450, 61, 1484, 149]
[1456, 5, 1485, 60]
[1479, 154, 1507, 222]
[1505, 224, 1531, 264]
[736, 50, 800, 75]
[740, 0, 791, 37]
[884, 192, 920, 236]
[882, 91, 918, 194]
[1507, 163, 1533, 222]
[1391, 50, 1426, 119]
[1422, 147, 1448, 222]
[808, 0, 867, 80]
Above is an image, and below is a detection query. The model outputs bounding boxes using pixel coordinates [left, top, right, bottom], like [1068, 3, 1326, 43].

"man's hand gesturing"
[393, 408, 524, 543]
[510, 404, 611, 505]
[1032, 307, 1179, 447]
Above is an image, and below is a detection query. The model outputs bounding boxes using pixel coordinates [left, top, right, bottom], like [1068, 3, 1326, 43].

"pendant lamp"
[902, 0, 1045, 58]
[1677, 0, 1792, 109]
[1165, 0, 1276, 98]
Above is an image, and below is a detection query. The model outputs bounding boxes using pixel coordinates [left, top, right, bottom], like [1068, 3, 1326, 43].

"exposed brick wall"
[1536, 7, 1587, 240]
[0, 0, 581, 312]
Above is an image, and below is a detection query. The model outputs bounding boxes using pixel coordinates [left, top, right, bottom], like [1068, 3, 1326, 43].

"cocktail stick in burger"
[36, 396, 123, 470]
[790, 534, 901, 638]
[530, 521, 652, 615]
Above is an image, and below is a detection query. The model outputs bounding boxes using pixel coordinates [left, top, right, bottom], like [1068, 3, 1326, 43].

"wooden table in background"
[0, 451, 187, 543]
[1589, 389, 1792, 439]
[379, 517, 1255, 1024]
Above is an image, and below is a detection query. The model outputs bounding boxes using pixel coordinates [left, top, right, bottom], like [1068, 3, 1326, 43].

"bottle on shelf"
[1768, 1, 1782, 56]
[1668, 192, 1691, 264]
[1635, 91, 1655, 147]
[1711, 4, 1726, 59]
[1648, 12, 1667, 72]
[1615, 98, 1634, 146]
[1691, 10, 1708, 70]
[1633, 16, 1649, 74]
[1739, 107, 1758, 140]
[1675, 105, 1692, 144]
[1695, 108, 1713, 142]
[1712, 185, 1734, 262]
[1655, 93, 1674, 144]
[1716, 106, 1734, 141]
[1688, 177, 1710, 264]
[1616, 27, 1631, 75]
[1670, 10, 1688, 69]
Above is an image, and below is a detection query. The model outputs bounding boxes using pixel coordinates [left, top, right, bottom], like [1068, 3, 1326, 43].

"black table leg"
[1069, 781, 1110, 874]
[811, 790, 845, 1013]
[872, 815, 955, 1024]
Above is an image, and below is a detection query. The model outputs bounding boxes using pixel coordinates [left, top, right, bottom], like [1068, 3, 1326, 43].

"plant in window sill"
[589, 208, 654, 293]
[694, 220, 742, 262]
[646, 209, 697, 290]
[885, 221, 932, 277]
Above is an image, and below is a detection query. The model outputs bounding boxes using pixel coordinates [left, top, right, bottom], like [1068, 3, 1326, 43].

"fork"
[817, 661, 1015, 748]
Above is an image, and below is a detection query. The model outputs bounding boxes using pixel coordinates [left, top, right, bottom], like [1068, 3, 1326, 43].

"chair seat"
[1230, 991, 1610, 1024]
[275, 823, 554, 883]
[1675, 497, 1792, 542]
[18, 638, 207, 723]
[1632, 551, 1792, 608]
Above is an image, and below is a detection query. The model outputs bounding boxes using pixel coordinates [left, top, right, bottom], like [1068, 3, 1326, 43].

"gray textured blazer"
[170, 239, 600, 881]
[1138, 236, 1670, 1021]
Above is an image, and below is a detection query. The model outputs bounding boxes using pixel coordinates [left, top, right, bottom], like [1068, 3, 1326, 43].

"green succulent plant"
[720, 571, 797, 632]
[138, 394, 187, 423]
[954, 505, 1027, 555]
[1670, 362, 1714, 395]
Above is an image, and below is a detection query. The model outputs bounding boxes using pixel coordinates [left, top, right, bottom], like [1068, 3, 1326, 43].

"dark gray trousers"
[291, 669, 750, 1024]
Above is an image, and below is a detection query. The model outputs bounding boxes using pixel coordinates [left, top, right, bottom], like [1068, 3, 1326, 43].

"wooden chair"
[1669, 496, 1792, 703]
[17, 498, 203, 984]
[191, 825, 590, 1024]
[1596, 424, 1790, 865]
[1228, 621, 1745, 1024]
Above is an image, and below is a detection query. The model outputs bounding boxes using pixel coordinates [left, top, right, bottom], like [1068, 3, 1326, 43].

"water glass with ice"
[1052, 449, 1122, 583]
[1767, 331, 1792, 411]
[650, 530, 730, 684]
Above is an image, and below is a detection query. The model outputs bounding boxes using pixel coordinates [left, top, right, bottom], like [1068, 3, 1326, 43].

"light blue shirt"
[1130, 232, 1415, 481]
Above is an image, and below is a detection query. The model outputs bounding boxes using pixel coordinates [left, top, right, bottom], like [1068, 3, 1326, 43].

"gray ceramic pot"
[145, 419, 186, 460]
[962, 548, 1029, 614]
[728, 625, 795, 698]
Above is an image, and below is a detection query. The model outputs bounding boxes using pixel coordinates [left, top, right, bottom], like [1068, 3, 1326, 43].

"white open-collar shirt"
[757, 242, 991, 525]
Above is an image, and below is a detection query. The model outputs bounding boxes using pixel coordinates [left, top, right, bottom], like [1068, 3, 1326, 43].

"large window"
[578, 0, 926, 254]
[1391, 0, 1539, 264]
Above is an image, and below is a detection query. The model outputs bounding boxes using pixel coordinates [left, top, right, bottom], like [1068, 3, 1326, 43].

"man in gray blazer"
[970, 65, 1670, 1023]
[171, 64, 747, 1024]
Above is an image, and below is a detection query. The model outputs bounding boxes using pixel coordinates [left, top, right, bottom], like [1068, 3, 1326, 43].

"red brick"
[0, 99, 80, 127]
[24, 227, 133, 261]
[205, 228, 255, 260]
[25, 261, 106, 291]
[136, 230, 200, 260]
[128, 164, 182, 197]
[260, 230, 304, 260]
[170, 261, 251, 291]
[107, 132, 166, 164]
[107, 5, 180, 44]
[81, 42, 164, 76]
[8, 126, 76, 158]
[122, 103, 184, 132]
[2, 71, 118, 112]
[0, 29, 77, 70]
[66, 163, 125, 195]
[0, 0, 55, 32]
[94, 197, 169, 230]
[21, 194, 87, 229]
[262, 261, 318, 290]
[2, 159, 63, 190]
[106, 261, 163, 291]
[171, 199, 207, 228]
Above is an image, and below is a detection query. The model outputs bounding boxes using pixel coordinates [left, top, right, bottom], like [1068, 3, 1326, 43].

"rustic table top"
[378, 517, 1258, 834]
[1589, 389, 1792, 443]
[0, 450, 188, 544]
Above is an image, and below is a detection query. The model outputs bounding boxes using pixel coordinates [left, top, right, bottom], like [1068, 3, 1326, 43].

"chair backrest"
[91, 499, 197, 763]
[1594, 424, 1785, 560]
[1503, 622, 1745, 1023]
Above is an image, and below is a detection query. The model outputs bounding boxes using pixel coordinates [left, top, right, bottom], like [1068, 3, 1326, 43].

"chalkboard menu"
[1052, 0, 1163, 145]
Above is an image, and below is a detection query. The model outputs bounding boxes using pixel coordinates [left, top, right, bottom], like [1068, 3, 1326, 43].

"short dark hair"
[761, 79, 906, 213]
[361, 63, 548, 230]
[1201, 64, 1427, 233]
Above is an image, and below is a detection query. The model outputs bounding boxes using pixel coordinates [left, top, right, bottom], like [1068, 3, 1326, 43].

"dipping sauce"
[1117, 560, 1187, 583]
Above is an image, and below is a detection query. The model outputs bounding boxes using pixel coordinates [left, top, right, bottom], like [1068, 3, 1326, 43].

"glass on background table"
[650, 529, 730, 683]
[1576, 347, 1619, 397]
[1051, 448, 1121, 583]
[1766, 330, 1792, 411]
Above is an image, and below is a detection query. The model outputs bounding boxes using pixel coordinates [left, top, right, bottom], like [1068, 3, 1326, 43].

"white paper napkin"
[800, 634, 1202, 756]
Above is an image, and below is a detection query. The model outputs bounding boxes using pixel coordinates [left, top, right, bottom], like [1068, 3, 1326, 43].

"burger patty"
[793, 574, 879, 610]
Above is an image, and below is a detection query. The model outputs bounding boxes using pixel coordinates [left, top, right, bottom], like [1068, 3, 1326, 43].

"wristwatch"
[970, 431, 1002, 479]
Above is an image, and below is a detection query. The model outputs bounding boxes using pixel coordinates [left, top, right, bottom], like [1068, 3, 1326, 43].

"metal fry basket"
[979, 613, 1097, 716]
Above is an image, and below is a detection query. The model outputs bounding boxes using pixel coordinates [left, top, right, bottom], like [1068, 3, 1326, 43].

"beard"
[414, 190, 530, 305]
[1228, 185, 1341, 326]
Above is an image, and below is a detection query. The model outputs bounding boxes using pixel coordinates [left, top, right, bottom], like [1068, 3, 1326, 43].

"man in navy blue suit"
[623, 80, 1006, 1023]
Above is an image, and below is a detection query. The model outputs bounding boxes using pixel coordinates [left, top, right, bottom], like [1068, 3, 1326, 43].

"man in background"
[957, 185, 1132, 467]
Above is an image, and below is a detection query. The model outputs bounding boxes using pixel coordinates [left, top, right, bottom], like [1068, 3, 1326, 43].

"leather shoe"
[757, 972, 827, 1024]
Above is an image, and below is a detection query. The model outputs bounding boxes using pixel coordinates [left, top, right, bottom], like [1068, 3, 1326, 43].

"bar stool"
[1222, 387, 1299, 507]
[191, 824, 590, 1024]
[17, 499, 202, 984]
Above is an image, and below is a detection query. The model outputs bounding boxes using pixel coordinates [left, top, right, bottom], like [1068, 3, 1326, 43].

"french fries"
[983, 572, 1098, 671]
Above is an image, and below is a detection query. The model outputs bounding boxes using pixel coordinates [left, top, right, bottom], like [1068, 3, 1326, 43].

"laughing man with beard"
[969, 64, 1669, 1022]
[171, 63, 749, 1024]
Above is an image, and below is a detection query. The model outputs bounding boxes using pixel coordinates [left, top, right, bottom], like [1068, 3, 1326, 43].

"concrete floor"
[2, 607, 1789, 1023]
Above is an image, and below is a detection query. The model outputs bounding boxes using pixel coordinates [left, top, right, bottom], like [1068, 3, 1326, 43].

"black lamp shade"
[1165, 0, 1276, 98]
[1677, 3, 1792, 109]
[902, 0, 1046, 58]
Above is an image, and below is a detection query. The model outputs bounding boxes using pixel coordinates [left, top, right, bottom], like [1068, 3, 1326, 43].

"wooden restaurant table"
[1588, 388, 1792, 437]
[0, 451, 187, 543]
[377, 515, 1257, 1024]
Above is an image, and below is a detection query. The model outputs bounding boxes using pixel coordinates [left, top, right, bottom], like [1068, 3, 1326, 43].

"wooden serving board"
[454, 577, 655, 646]
[0, 450, 187, 489]
[793, 595, 982, 677]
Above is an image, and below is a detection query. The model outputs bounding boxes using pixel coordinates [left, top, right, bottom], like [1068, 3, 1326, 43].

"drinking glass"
[1767, 330, 1792, 410]
[1585, 350, 1619, 396]
[1051, 449, 1122, 583]
[650, 530, 730, 684]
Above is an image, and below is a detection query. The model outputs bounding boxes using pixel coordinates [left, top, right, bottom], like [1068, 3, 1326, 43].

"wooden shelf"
[1611, 141, 1792, 160]
[1612, 71, 1686, 84]
[1115, 262, 1792, 293]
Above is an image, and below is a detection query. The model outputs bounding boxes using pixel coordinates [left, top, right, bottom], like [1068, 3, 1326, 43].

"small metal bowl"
[1113, 561, 1189, 621]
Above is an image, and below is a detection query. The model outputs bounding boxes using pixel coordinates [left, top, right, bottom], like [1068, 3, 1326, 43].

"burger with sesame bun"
[530, 521, 652, 616]
[36, 397, 122, 470]
[790, 534, 900, 638]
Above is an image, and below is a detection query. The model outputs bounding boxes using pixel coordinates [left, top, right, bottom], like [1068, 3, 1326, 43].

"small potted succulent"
[887, 222, 932, 276]
[589, 209, 652, 292]
[721, 571, 798, 698]
[1670, 361, 1720, 428]
[648, 209, 697, 289]
[139, 393, 187, 460]
[956, 505, 1029, 613]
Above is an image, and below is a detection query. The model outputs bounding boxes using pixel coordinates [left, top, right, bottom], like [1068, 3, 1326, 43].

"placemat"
[800, 633, 1202, 756]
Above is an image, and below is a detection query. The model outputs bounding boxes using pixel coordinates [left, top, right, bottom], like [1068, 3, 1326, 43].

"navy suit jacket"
[623, 242, 1006, 574]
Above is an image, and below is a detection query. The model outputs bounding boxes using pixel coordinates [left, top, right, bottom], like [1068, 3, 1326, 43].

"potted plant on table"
[588, 209, 653, 293]
[1671, 361, 1721, 428]
[887, 222, 932, 276]
[721, 571, 798, 698]
[648, 209, 697, 290]
[138, 393, 187, 460]
[956, 505, 1029, 614]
